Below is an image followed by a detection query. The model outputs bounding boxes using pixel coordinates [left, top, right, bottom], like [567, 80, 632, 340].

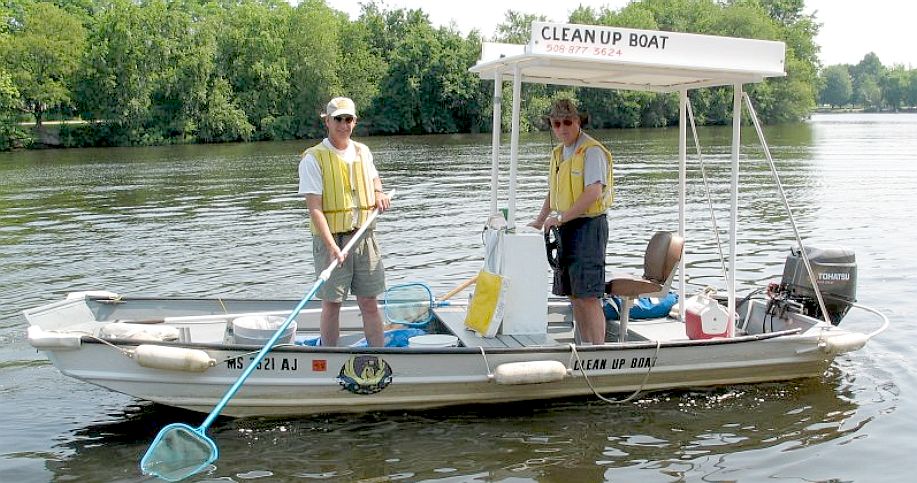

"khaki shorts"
[313, 230, 386, 303]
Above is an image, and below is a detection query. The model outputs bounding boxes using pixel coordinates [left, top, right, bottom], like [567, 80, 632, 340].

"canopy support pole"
[728, 84, 742, 332]
[677, 89, 687, 319]
[490, 72, 503, 217]
[507, 65, 522, 229]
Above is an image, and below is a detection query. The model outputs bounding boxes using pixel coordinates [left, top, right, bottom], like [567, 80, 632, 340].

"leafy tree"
[197, 77, 253, 142]
[882, 66, 910, 111]
[1, 0, 27, 34]
[366, 8, 482, 134]
[149, 0, 221, 141]
[337, 17, 387, 125]
[850, 52, 885, 106]
[433, 31, 486, 133]
[1, 1, 86, 127]
[76, 0, 225, 144]
[759, 0, 805, 25]
[633, 0, 721, 33]
[50, 0, 96, 21]
[372, 21, 443, 133]
[858, 76, 882, 110]
[819, 65, 852, 107]
[495, 10, 546, 43]
[214, 0, 293, 139]
[572, 1, 658, 30]
[908, 70, 917, 108]
[76, 0, 163, 140]
[1, 68, 27, 150]
[285, 0, 343, 139]
[357, 2, 430, 57]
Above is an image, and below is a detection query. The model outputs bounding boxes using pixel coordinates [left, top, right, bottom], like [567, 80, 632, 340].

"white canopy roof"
[471, 22, 786, 92]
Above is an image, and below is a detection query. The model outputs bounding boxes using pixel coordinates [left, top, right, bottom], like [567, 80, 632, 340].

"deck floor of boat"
[435, 307, 691, 348]
[437, 309, 564, 348]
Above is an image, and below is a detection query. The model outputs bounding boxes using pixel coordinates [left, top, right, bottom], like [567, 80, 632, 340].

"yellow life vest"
[305, 141, 375, 234]
[548, 133, 614, 216]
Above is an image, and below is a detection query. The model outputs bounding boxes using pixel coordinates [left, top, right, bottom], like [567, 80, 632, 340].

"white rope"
[83, 334, 135, 357]
[569, 341, 662, 404]
[478, 346, 493, 379]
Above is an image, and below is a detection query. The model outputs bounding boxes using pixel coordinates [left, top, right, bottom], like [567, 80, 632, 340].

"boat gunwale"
[73, 327, 807, 355]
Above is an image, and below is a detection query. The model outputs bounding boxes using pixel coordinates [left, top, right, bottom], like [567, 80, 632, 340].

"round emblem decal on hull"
[337, 355, 393, 394]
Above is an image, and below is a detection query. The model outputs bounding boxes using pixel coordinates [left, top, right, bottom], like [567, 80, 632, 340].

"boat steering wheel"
[544, 226, 562, 270]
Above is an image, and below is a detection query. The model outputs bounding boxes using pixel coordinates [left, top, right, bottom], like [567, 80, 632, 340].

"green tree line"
[2, 0, 825, 151]
[818, 53, 917, 110]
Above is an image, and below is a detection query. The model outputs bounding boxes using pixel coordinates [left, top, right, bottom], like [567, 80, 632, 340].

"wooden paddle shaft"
[439, 275, 478, 301]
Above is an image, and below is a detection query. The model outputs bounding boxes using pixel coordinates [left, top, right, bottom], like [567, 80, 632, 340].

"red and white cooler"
[685, 293, 733, 339]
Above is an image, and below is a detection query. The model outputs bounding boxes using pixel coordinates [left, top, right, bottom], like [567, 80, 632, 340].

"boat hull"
[44, 336, 831, 417]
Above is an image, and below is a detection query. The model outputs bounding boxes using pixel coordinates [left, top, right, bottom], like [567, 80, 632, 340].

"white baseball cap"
[321, 97, 357, 118]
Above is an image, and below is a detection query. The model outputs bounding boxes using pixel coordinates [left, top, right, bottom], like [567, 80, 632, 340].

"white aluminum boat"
[24, 22, 888, 417]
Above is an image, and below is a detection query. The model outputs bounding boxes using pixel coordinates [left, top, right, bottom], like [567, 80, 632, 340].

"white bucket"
[232, 315, 296, 346]
[408, 334, 458, 348]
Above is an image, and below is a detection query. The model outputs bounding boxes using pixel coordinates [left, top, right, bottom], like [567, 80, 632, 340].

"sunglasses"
[551, 119, 575, 128]
[333, 115, 356, 124]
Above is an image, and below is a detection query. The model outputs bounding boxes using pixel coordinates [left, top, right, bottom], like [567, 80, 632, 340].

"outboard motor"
[777, 246, 857, 325]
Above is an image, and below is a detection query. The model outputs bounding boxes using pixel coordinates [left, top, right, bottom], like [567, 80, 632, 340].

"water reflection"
[48, 370, 859, 482]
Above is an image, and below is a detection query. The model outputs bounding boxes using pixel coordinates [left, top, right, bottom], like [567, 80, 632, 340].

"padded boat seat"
[605, 231, 684, 342]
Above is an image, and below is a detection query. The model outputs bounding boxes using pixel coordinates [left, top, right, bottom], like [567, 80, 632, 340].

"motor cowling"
[779, 245, 857, 325]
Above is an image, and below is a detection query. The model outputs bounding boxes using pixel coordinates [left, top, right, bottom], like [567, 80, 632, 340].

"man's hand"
[375, 190, 391, 213]
[542, 215, 561, 231]
[328, 243, 345, 266]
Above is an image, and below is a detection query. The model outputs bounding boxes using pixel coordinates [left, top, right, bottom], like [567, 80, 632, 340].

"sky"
[332, 0, 915, 68]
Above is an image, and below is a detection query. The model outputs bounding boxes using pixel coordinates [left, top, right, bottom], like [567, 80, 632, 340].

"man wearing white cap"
[298, 97, 391, 346]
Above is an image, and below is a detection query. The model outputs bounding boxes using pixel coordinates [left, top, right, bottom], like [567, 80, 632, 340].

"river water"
[1, 113, 915, 482]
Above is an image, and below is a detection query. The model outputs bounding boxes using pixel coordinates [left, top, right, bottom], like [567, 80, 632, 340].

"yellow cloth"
[464, 270, 508, 337]
[305, 142, 375, 234]
[548, 133, 614, 216]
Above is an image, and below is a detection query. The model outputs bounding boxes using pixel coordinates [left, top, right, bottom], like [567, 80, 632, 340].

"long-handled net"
[141, 194, 393, 481]
[384, 282, 435, 327]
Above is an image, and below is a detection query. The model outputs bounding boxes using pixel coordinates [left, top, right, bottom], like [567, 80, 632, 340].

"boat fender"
[27, 326, 82, 350]
[133, 344, 215, 372]
[493, 360, 567, 385]
[820, 332, 868, 355]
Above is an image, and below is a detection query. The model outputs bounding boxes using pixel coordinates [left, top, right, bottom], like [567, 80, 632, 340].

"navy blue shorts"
[552, 215, 608, 298]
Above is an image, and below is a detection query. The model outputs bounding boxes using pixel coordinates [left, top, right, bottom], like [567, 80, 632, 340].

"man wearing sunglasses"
[298, 96, 391, 347]
[529, 98, 614, 345]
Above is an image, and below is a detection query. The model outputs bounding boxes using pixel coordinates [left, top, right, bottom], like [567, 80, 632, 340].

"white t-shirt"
[298, 138, 379, 195]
